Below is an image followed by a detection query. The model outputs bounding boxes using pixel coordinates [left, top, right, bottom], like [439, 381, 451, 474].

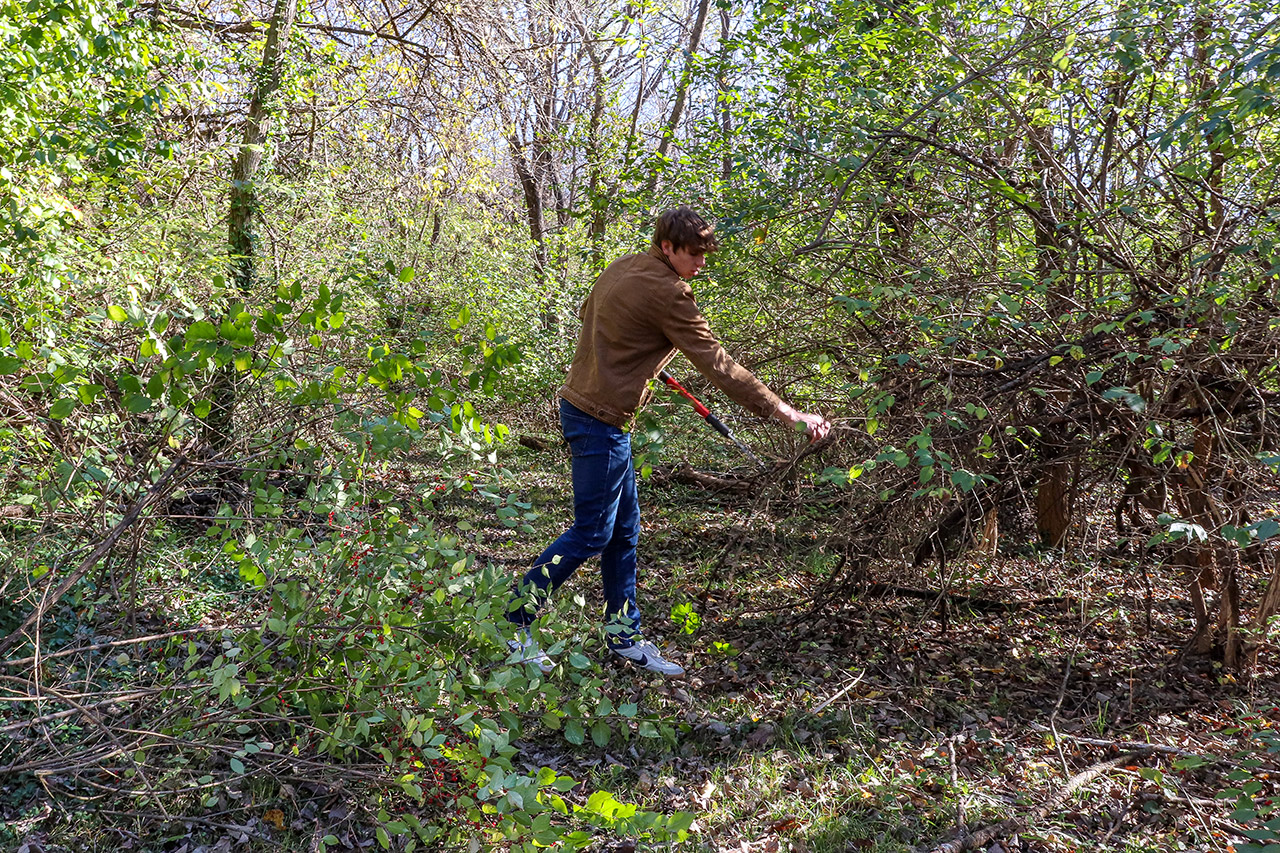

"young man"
[507, 206, 830, 676]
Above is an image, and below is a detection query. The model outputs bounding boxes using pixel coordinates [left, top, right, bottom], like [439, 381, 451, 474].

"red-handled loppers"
[657, 369, 767, 471]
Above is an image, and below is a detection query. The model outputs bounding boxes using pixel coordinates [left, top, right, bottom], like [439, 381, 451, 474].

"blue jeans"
[508, 399, 641, 647]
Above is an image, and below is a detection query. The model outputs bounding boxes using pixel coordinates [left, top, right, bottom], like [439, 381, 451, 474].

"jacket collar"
[647, 244, 677, 273]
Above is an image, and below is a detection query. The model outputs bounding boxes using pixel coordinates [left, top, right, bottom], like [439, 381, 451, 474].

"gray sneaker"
[507, 632, 554, 675]
[610, 638, 685, 676]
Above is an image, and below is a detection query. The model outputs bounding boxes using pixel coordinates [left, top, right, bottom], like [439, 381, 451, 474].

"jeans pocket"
[561, 400, 618, 448]
[560, 409, 595, 429]
[564, 419, 625, 459]
[562, 411, 593, 451]
[567, 423, 614, 457]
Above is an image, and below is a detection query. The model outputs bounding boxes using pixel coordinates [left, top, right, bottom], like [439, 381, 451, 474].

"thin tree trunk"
[624, 54, 647, 165]
[1184, 6, 1239, 665]
[582, 25, 608, 264]
[1027, 65, 1074, 548]
[718, 9, 732, 183]
[1183, 417, 1219, 654]
[645, 0, 712, 196]
[229, 0, 298, 297]
[1095, 72, 1131, 302]
[511, 146, 548, 278]
[209, 0, 297, 452]
[1250, 557, 1280, 668]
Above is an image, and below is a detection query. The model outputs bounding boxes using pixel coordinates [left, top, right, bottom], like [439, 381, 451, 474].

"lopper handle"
[658, 370, 711, 417]
[658, 369, 767, 470]
[705, 412, 733, 438]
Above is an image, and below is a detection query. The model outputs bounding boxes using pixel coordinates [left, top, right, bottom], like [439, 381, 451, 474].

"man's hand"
[773, 401, 832, 443]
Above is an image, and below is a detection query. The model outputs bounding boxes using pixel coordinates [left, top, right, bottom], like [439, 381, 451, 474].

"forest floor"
[4, 429, 1279, 853]
[469, 434, 1280, 853]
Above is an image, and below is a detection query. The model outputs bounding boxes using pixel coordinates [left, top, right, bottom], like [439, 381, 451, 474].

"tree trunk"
[1027, 65, 1074, 548]
[645, 0, 712, 196]
[1094, 71, 1131, 302]
[1182, 7, 1242, 666]
[581, 22, 609, 265]
[1250, 556, 1280, 669]
[1035, 461, 1072, 547]
[207, 0, 297, 452]
[717, 9, 732, 184]
[511, 147, 548, 278]
[228, 0, 297, 297]
[1182, 417, 1219, 654]
[511, 143, 559, 330]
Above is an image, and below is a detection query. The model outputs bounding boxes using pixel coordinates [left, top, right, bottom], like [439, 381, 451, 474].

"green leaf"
[49, 398, 76, 419]
[564, 720, 585, 745]
[668, 812, 696, 832]
[230, 757, 245, 774]
[1221, 524, 1252, 548]
[187, 321, 218, 341]
[0, 357, 23, 375]
[107, 305, 128, 322]
[398, 266, 415, 282]
[125, 393, 153, 413]
[591, 720, 611, 747]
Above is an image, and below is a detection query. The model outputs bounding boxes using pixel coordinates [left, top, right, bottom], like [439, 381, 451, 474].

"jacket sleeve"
[657, 285, 781, 418]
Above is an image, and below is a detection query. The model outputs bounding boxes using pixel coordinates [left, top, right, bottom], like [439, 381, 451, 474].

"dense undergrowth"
[5, 424, 1280, 851]
[0, 431, 699, 850]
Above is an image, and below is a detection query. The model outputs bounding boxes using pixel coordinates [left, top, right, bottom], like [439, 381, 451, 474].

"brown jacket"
[559, 246, 781, 428]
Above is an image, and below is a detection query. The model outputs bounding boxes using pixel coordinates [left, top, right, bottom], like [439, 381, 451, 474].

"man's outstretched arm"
[658, 287, 830, 442]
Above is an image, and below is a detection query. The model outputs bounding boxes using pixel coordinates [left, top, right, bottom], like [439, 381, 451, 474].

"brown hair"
[652, 206, 718, 254]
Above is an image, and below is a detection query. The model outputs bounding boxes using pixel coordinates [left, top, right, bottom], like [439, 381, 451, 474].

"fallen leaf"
[746, 722, 775, 748]
[768, 817, 801, 833]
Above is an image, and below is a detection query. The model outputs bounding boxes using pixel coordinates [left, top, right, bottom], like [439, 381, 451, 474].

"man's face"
[661, 241, 708, 280]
